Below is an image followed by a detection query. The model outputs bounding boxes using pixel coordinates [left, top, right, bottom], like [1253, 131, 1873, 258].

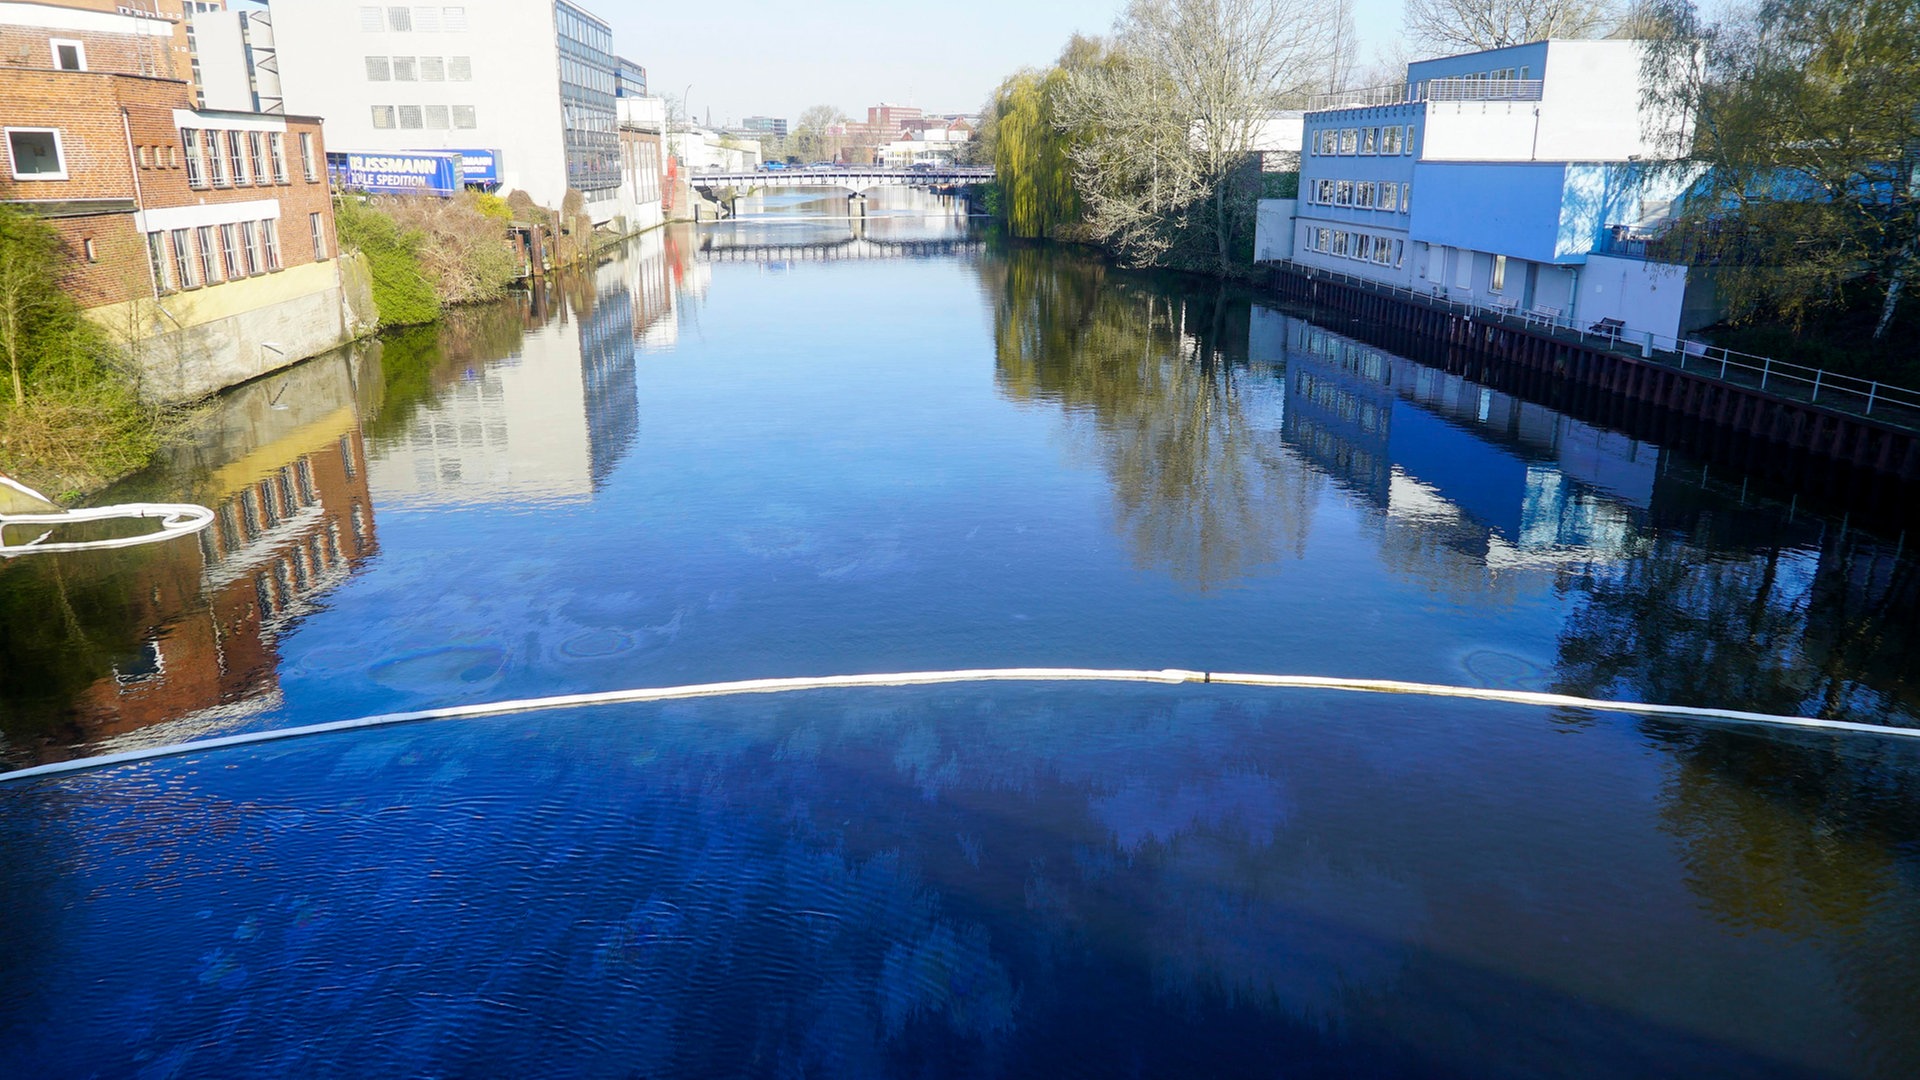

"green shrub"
[332, 195, 439, 326]
[0, 204, 160, 496]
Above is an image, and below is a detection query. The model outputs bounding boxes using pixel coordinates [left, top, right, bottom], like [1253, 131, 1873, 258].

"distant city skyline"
[597, 0, 1409, 127]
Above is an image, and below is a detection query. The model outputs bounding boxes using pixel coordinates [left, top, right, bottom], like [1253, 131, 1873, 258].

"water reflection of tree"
[0, 550, 177, 760]
[979, 246, 1320, 588]
[1553, 523, 1920, 1077]
[362, 299, 529, 445]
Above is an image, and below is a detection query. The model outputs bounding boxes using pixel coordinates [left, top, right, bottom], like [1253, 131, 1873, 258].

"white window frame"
[1491, 253, 1508, 292]
[196, 224, 221, 284]
[50, 38, 86, 72]
[5, 127, 67, 181]
[310, 211, 329, 260]
[300, 132, 319, 181]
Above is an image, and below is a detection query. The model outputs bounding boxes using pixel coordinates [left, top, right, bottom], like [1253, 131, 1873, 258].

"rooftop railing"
[1308, 78, 1545, 113]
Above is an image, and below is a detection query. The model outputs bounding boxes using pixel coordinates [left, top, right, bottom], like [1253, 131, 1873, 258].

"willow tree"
[989, 46, 1087, 240]
[1055, 0, 1337, 272]
[1642, 0, 1920, 342]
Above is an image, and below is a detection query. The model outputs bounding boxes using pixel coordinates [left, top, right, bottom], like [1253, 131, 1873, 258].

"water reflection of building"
[369, 257, 641, 503]
[70, 352, 378, 745]
[1251, 306, 1658, 571]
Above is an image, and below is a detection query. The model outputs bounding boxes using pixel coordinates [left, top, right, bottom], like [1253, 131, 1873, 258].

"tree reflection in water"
[978, 246, 1321, 589]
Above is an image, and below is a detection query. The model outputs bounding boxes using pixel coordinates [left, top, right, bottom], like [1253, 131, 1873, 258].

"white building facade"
[201, 1, 622, 217]
[1276, 40, 1704, 342]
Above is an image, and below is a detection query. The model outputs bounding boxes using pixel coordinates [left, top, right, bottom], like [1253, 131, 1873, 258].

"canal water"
[3, 191, 1919, 1077]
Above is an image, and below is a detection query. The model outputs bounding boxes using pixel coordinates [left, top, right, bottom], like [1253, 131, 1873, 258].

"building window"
[398, 104, 423, 129]
[425, 104, 449, 129]
[1379, 183, 1398, 212]
[268, 133, 288, 183]
[299, 132, 318, 181]
[1332, 231, 1348, 256]
[239, 221, 260, 275]
[1381, 127, 1401, 155]
[371, 105, 395, 128]
[51, 39, 85, 71]
[220, 223, 243, 279]
[359, 6, 383, 31]
[1316, 178, 1334, 204]
[147, 231, 172, 292]
[393, 56, 416, 80]
[1335, 180, 1352, 206]
[1356, 181, 1375, 208]
[261, 219, 281, 270]
[1339, 128, 1357, 154]
[206, 130, 228, 185]
[1357, 234, 1373, 260]
[443, 6, 467, 31]
[5, 128, 66, 180]
[1404, 126, 1415, 155]
[83, 237, 97, 262]
[227, 130, 250, 184]
[414, 6, 441, 32]
[1402, 183, 1411, 213]
[196, 225, 220, 283]
[138, 145, 152, 168]
[249, 132, 271, 183]
[448, 55, 471, 80]
[310, 212, 328, 260]
[387, 6, 412, 31]
[1362, 127, 1377, 154]
[171, 228, 197, 288]
[366, 56, 391, 80]
[419, 55, 444, 80]
[181, 128, 206, 184]
[1491, 254, 1507, 292]
[452, 105, 476, 128]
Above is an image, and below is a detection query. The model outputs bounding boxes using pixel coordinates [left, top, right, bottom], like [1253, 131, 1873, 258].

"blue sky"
[598, 0, 1410, 124]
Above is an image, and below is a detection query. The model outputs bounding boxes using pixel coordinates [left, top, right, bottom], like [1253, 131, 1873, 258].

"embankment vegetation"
[0, 205, 166, 498]
[985, 0, 1340, 275]
[334, 190, 519, 327]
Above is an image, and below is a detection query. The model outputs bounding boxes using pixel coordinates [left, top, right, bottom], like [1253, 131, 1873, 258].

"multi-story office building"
[613, 55, 645, 98]
[0, 0, 359, 401]
[740, 116, 786, 139]
[1281, 40, 1704, 342]
[206, 1, 622, 214]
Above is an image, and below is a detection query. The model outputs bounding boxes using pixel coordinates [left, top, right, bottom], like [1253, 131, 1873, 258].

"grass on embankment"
[0, 205, 173, 502]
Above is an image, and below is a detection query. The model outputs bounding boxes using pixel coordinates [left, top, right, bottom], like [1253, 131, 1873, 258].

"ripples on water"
[6, 688, 1920, 1078]
[3, 192, 1919, 1076]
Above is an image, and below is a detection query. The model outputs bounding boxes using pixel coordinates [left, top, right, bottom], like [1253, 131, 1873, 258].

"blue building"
[1279, 40, 1707, 343]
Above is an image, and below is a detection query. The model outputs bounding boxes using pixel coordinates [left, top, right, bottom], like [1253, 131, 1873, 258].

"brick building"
[1, 0, 369, 402]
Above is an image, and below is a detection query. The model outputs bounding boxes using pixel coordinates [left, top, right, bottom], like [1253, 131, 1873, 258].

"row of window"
[555, 2, 613, 55]
[366, 55, 474, 81]
[1311, 125, 1415, 157]
[1308, 179, 1411, 213]
[1307, 227, 1407, 268]
[359, 6, 468, 33]
[370, 104, 478, 130]
[559, 56, 614, 98]
[147, 214, 328, 294]
[183, 129, 322, 189]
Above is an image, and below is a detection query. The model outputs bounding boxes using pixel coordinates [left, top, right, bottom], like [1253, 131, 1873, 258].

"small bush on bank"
[333, 191, 518, 326]
[0, 205, 163, 498]
[333, 195, 438, 326]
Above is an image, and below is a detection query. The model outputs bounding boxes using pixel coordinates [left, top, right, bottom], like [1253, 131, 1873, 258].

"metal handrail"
[1426, 78, 1543, 103]
[1307, 78, 1545, 113]
[1261, 261, 1920, 424]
